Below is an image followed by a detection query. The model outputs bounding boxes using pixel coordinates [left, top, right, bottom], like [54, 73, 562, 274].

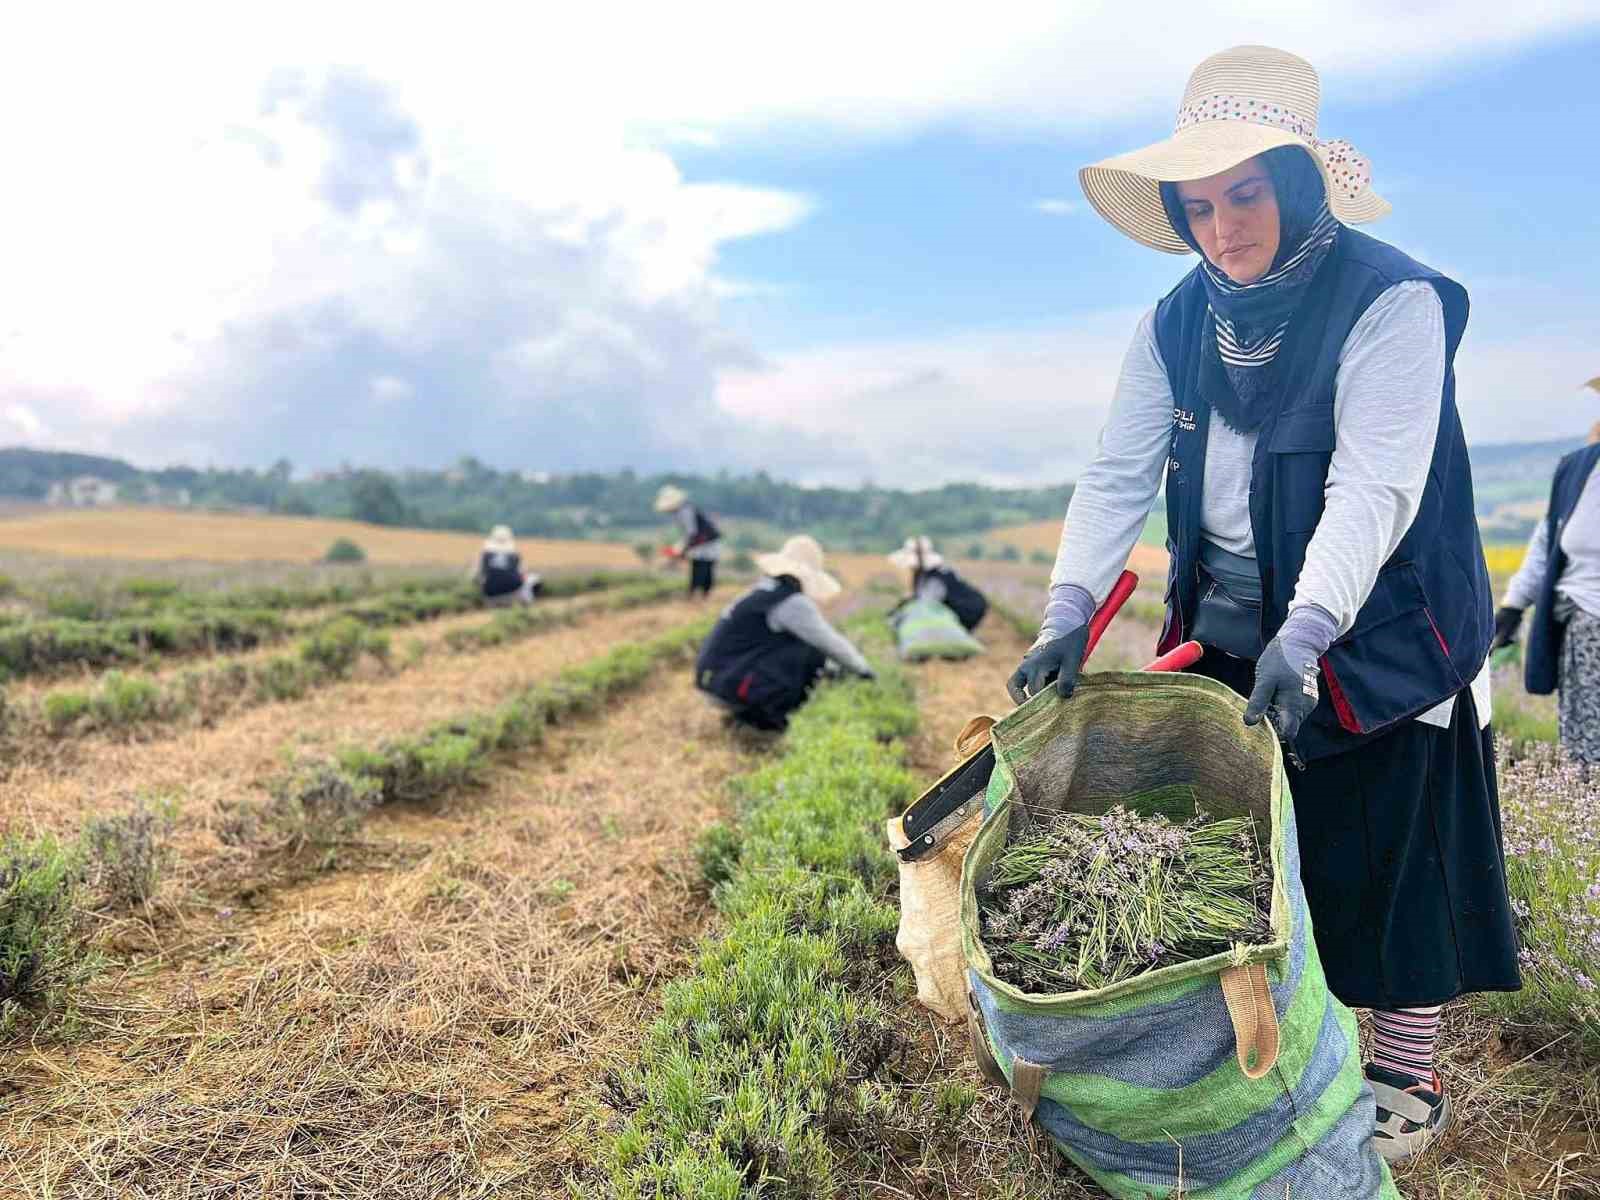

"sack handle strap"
[954, 714, 998, 758]
[1009, 1057, 1047, 1124]
[1219, 962, 1280, 1080]
[968, 989, 1048, 1123]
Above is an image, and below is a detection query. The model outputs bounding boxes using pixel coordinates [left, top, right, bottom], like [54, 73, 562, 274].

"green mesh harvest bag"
[891, 597, 984, 661]
[961, 671, 1398, 1199]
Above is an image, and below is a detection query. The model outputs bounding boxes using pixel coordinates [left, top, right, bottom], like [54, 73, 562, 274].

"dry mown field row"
[1, 597, 719, 879]
[0, 509, 642, 569]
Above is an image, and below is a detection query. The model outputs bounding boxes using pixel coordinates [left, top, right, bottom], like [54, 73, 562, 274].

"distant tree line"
[0, 448, 1070, 548]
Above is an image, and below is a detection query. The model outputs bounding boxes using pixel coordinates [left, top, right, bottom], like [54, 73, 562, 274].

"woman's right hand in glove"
[1007, 624, 1091, 704]
[1490, 606, 1523, 651]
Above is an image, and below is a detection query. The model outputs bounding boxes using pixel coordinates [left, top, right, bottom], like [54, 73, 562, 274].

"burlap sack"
[890, 715, 996, 1022]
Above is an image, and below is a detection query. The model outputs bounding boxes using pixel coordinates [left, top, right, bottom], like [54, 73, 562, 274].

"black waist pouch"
[1191, 565, 1264, 660]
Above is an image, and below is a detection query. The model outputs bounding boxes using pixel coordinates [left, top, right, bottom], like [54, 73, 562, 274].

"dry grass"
[0, 508, 639, 568]
[0, 665, 770, 1198]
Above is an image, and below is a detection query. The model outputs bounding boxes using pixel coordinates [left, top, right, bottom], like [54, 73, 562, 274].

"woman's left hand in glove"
[1243, 606, 1338, 743]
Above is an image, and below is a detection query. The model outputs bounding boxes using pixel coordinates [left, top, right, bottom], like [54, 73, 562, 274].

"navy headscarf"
[1159, 147, 1339, 434]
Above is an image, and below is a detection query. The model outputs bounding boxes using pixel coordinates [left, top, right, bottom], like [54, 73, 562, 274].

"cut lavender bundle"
[978, 798, 1273, 992]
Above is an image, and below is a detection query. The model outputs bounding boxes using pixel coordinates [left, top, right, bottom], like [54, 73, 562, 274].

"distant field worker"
[887, 536, 988, 631]
[695, 535, 873, 731]
[654, 485, 722, 598]
[473, 525, 541, 606]
[1009, 45, 1518, 1161]
[1493, 414, 1600, 762]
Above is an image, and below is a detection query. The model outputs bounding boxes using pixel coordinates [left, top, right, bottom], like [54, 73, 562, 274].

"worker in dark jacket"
[1007, 46, 1517, 1162]
[696, 535, 873, 731]
[1492, 414, 1600, 761]
[888, 536, 988, 631]
[473, 525, 541, 606]
[655, 485, 721, 598]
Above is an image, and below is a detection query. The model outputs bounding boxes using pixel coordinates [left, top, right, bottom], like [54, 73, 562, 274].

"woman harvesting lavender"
[1493, 413, 1600, 763]
[1009, 45, 1519, 1161]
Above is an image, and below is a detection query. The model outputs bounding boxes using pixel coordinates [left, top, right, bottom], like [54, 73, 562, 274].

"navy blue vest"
[1523, 443, 1600, 695]
[479, 549, 522, 598]
[1153, 230, 1491, 761]
[694, 576, 823, 704]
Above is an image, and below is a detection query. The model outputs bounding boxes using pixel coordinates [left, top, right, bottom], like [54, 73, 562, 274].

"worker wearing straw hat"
[695, 535, 873, 731]
[654, 484, 722, 599]
[888, 536, 988, 631]
[1494, 387, 1600, 762]
[472, 525, 541, 606]
[1009, 45, 1518, 1160]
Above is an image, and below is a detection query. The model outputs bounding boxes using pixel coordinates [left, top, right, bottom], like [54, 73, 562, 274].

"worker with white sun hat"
[1010, 44, 1518, 1162]
[654, 484, 722, 599]
[887, 535, 988, 631]
[472, 524, 541, 606]
[694, 534, 873, 731]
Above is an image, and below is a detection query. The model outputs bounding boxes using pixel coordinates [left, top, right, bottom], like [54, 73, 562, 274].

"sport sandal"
[1365, 1062, 1451, 1163]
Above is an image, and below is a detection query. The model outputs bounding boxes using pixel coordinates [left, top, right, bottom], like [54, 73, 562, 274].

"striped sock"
[1369, 1006, 1444, 1086]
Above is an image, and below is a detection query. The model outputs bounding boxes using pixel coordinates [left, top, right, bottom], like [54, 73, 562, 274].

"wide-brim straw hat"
[757, 534, 842, 602]
[654, 485, 688, 514]
[1079, 45, 1390, 254]
[484, 524, 515, 552]
[888, 535, 944, 572]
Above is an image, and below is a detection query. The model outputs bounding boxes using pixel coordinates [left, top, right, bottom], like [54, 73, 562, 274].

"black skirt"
[1195, 649, 1522, 1010]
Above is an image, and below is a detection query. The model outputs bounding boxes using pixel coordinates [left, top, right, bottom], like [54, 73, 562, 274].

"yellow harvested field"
[0, 507, 638, 567]
[1483, 543, 1526, 574]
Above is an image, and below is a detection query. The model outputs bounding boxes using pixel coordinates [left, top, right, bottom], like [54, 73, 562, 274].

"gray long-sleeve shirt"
[1048, 279, 1488, 729]
[768, 590, 873, 677]
[1503, 460, 1600, 621]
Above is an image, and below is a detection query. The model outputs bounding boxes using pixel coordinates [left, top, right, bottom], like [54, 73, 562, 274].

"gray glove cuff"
[1277, 604, 1339, 671]
[1040, 582, 1097, 644]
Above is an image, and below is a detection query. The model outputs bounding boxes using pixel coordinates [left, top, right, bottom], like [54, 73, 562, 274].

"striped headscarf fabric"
[1160, 147, 1341, 434]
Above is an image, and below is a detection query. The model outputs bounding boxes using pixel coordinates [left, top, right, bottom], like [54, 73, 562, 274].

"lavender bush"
[1484, 738, 1600, 1052]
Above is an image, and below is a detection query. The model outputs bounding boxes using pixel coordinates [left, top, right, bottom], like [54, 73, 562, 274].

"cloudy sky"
[3, 2, 1598, 485]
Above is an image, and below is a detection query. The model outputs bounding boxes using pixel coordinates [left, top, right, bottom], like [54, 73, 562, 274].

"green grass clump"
[120, 577, 182, 601]
[323, 537, 367, 564]
[90, 671, 162, 726]
[0, 833, 91, 1034]
[300, 616, 385, 676]
[44, 690, 92, 731]
[0, 608, 285, 681]
[580, 640, 923, 1198]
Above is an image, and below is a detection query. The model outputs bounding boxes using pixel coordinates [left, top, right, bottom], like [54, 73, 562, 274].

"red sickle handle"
[1081, 569, 1138, 666]
[1142, 640, 1204, 673]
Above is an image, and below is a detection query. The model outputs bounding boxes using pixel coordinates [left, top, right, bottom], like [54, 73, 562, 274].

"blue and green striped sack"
[891, 597, 984, 661]
[960, 671, 1398, 1199]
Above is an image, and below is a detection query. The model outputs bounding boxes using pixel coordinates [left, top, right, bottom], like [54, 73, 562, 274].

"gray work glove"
[1243, 606, 1337, 743]
[1007, 624, 1091, 704]
[1006, 583, 1098, 704]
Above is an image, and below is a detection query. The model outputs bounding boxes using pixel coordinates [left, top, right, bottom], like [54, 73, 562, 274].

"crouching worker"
[474, 525, 541, 606]
[695, 535, 873, 731]
[888, 536, 988, 630]
[654, 485, 722, 598]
